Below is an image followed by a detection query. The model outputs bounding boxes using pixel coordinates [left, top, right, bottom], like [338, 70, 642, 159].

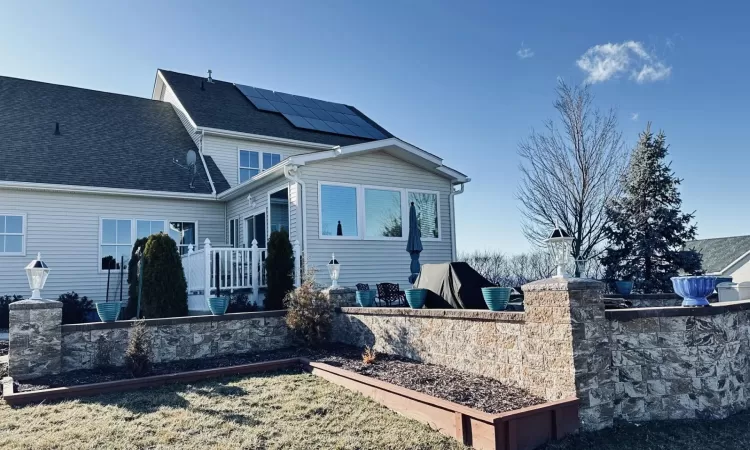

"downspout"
[449, 182, 465, 261]
[283, 164, 307, 265]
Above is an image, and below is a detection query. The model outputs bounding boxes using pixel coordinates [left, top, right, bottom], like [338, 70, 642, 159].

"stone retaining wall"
[605, 293, 683, 308]
[607, 304, 750, 421]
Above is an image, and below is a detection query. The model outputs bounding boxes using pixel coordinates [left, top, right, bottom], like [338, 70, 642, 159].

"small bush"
[362, 346, 377, 365]
[125, 320, 151, 377]
[126, 237, 149, 319]
[284, 274, 332, 346]
[226, 291, 260, 313]
[58, 292, 94, 325]
[141, 233, 188, 318]
[265, 229, 294, 310]
[0, 295, 24, 329]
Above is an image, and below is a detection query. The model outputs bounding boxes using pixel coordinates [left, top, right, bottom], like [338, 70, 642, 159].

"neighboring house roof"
[686, 235, 750, 274]
[0, 75, 227, 195]
[158, 70, 393, 146]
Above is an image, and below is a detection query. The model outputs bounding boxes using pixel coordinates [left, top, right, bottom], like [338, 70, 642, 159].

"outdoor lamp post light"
[327, 253, 340, 288]
[545, 226, 574, 279]
[25, 252, 50, 300]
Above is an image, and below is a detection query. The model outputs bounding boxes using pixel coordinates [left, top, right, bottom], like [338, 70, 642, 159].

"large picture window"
[169, 221, 196, 255]
[320, 184, 358, 237]
[136, 220, 165, 239]
[0, 214, 25, 255]
[364, 188, 402, 238]
[101, 219, 132, 270]
[239, 150, 282, 183]
[408, 191, 440, 239]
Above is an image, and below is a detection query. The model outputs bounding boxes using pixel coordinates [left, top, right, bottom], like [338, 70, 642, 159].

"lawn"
[0, 370, 465, 450]
[543, 411, 750, 450]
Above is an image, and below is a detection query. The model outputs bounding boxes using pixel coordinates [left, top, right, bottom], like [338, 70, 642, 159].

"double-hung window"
[168, 221, 197, 255]
[239, 150, 282, 183]
[101, 219, 132, 270]
[318, 182, 441, 241]
[0, 214, 25, 255]
[136, 220, 165, 240]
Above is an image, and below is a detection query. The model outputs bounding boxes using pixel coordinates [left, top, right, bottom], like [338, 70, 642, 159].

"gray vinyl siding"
[0, 189, 225, 301]
[299, 150, 454, 288]
[225, 179, 298, 248]
[202, 135, 316, 188]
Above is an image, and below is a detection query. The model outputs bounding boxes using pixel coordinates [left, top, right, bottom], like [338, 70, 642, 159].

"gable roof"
[158, 70, 393, 146]
[0, 75, 227, 195]
[686, 235, 750, 274]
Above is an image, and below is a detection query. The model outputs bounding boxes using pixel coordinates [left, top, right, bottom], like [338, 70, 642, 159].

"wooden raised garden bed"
[3, 357, 578, 450]
[302, 360, 579, 450]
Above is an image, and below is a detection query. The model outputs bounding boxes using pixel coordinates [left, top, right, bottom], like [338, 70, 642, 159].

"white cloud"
[517, 43, 534, 59]
[630, 112, 639, 121]
[576, 41, 671, 84]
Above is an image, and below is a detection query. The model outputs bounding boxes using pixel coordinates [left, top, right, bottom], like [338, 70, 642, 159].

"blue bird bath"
[671, 276, 717, 307]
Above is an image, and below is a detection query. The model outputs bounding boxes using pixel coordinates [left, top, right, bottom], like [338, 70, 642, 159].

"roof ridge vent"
[54, 122, 61, 135]
[207, 70, 214, 84]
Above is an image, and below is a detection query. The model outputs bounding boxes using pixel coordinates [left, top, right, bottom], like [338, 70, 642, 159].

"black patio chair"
[356, 283, 370, 291]
[376, 283, 407, 307]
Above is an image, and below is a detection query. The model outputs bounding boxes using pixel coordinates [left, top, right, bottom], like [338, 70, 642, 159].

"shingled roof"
[0, 75, 227, 194]
[686, 235, 750, 274]
[159, 70, 393, 146]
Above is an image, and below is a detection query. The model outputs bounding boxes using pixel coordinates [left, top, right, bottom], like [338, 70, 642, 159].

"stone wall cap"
[9, 299, 62, 310]
[606, 300, 750, 321]
[322, 287, 356, 292]
[522, 278, 604, 292]
[603, 293, 682, 301]
[61, 309, 286, 332]
[337, 307, 526, 322]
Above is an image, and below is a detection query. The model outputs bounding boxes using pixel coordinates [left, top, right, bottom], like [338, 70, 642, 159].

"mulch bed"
[9, 344, 544, 414]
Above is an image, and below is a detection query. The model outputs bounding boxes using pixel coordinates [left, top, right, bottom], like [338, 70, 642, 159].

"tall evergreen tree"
[601, 124, 701, 293]
[264, 229, 294, 310]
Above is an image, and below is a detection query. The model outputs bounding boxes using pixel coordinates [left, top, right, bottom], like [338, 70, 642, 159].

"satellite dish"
[186, 150, 197, 167]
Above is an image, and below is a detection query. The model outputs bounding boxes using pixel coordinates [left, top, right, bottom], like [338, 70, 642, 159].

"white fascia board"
[719, 249, 750, 275]
[0, 180, 217, 201]
[216, 161, 291, 201]
[198, 127, 337, 150]
[155, 70, 198, 130]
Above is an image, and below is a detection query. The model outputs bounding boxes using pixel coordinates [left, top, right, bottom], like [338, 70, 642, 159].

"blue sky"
[1, 1, 748, 254]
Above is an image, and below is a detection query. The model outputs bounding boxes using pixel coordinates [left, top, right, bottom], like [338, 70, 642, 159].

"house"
[0, 70, 469, 309]
[686, 235, 750, 283]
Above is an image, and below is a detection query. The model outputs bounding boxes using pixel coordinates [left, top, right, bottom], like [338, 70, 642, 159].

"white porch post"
[251, 239, 260, 305]
[293, 240, 301, 287]
[186, 244, 194, 292]
[203, 238, 212, 303]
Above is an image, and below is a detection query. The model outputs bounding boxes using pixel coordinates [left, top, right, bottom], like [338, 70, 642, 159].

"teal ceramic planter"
[356, 290, 375, 307]
[615, 281, 634, 296]
[481, 287, 511, 311]
[96, 302, 122, 323]
[405, 288, 427, 309]
[208, 296, 229, 315]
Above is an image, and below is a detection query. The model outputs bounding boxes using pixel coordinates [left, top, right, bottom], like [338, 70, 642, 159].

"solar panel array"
[236, 84, 387, 140]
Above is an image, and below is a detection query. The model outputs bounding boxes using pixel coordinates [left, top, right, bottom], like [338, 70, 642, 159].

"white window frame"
[168, 220, 199, 255]
[0, 213, 27, 256]
[238, 148, 282, 184]
[134, 219, 167, 241]
[362, 184, 408, 241]
[98, 218, 134, 273]
[229, 218, 240, 248]
[267, 183, 292, 236]
[406, 189, 442, 241]
[318, 181, 363, 240]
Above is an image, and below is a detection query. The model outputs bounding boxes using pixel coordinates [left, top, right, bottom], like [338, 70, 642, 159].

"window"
[364, 188, 402, 238]
[168, 221, 196, 255]
[101, 219, 132, 270]
[239, 150, 282, 183]
[408, 191, 440, 239]
[136, 220, 165, 239]
[229, 218, 239, 247]
[0, 214, 25, 255]
[320, 184, 358, 237]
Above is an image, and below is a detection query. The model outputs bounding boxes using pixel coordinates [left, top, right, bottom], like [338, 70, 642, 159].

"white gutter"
[199, 127, 336, 150]
[217, 161, 292, 200]
[283, 165, 308, 261]
[449, 183, 465, 261]
[197, 129, 217, 196]
[0, 180, 217, 201]
[718, 249, 750, 275]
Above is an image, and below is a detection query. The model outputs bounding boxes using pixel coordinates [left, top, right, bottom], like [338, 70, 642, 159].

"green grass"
[543, 411, 750, 450]
[0, 370, 466, 450]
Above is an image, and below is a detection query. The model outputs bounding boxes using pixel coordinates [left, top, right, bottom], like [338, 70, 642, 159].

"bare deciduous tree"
[517, 81, 627, 275]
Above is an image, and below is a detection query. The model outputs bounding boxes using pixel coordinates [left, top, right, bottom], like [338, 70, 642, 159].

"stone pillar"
[522, 278, 614, 431]
[8, 299, 63, 381]
[322, 287, 356, 308]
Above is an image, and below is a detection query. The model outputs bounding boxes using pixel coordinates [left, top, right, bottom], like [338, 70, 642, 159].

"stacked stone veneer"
[607, 304, 750, 421]
[605, 293, 683, 308]
[8, 307, 289, 379]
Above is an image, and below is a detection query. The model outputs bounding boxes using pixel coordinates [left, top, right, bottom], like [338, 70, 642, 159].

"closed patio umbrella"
[406, 202, 423, 284]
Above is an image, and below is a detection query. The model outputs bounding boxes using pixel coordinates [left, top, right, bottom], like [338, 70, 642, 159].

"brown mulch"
[9, 344, 544, 414]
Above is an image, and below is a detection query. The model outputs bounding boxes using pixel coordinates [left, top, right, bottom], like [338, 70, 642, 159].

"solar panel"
[310, 108, 336, 122]
[332, 103, 354, 115]
[360, 124, 387, 139]
[305, 118, 336, 133]
[325, 121, 356, 136]
[282, 114, 316, 130]
[270, 101, 297, 115]
[255, 88, 284, 103]
[313, 99, 341, 113]
[347, 114, 370, 128]
[248, 97, 278, 112]
[294, 96, 320, 109]
[277, 92, 302, 106]
[343, 124, 372, 139]
[290, 104, 319, 119]
[236, 84, 263, 99]
[329, 112, 356, 125]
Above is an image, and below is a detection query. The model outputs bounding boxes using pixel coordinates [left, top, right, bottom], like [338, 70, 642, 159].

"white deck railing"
[182, 238, 300, 305]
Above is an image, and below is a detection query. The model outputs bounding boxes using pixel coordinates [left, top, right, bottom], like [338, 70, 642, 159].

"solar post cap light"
[327, 254, 341, 288]
[25, 252, 50, 300]
[545, 226, 574, 279]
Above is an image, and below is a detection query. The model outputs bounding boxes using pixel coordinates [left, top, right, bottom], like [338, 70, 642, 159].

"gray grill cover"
[414, 262, 495, 309]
